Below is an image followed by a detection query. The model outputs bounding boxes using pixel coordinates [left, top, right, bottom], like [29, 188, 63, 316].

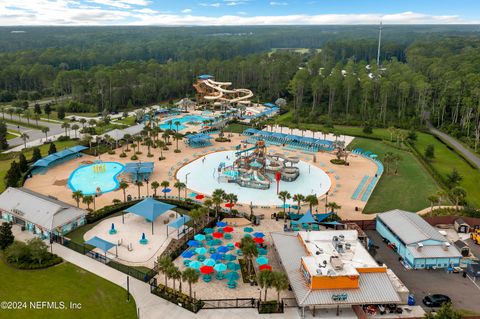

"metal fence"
[201, 298, 257, 309]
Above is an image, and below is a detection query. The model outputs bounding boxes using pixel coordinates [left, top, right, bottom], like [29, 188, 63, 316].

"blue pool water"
[68, 162, 125, 195]
[159, 115, 213, 131]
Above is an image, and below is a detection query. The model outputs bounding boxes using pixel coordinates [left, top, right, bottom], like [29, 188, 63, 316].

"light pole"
[185, 172, 190, 199]
[324, 191, 329, 214]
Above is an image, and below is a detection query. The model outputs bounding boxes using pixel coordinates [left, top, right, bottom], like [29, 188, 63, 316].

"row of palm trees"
[277, 190, 341, 214]
[157, 255, 199, 299]
[71, 190, 96, 210]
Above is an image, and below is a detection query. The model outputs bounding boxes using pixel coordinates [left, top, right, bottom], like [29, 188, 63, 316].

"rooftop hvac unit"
[443, 242, 451, 251]
[339, 234, 345, 242]
[417, 242, 423, 251]
[345, 243, 352, 250]
[327, 269, 336, 276]
[336, 243, 345, 254]
[316, 268, 323, 275]
[332, 236, 339, 242]
[330, 256, 344, 270]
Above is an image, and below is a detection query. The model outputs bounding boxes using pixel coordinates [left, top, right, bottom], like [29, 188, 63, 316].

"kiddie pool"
[68, 162, 125, 195]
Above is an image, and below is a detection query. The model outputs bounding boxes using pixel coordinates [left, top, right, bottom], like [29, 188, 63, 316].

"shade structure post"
[151, 220, 154, 235]
[115, 246, 118, 257]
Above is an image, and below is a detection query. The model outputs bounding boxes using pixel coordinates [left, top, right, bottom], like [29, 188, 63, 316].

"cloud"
[87, 0, 150, 9]
[199, 2, 221, 7]
[269, 1, 288, 6]
[0, 3, 476, 26]
[182, 8, 192, 13]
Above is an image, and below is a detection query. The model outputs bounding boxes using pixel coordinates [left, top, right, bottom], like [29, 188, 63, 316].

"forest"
[1, 25, 480, 150]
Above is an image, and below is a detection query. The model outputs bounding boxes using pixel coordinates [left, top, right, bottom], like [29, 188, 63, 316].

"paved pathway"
[52, 243, 301, 319]
[428, 123, 480, 169]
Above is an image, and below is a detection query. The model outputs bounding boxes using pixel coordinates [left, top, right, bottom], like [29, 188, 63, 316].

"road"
[6, 118, 64, 148]
[428, 123, 480, 169]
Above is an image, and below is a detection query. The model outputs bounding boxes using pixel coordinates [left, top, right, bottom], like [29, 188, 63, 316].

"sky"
[1, 0, 480, 26]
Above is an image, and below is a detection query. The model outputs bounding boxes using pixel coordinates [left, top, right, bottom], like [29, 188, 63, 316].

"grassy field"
[223, 123, 251, 133]
[6, 133, 17, 140]
[414, 132, 480, 207]
[0, 259, 137, 319]
[113, 116, 136, 126]
[348, 138, 442, 213]
[0, 140, 80, 193]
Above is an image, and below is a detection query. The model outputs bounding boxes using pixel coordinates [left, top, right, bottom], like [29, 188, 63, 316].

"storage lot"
[367, 230, 480, 313]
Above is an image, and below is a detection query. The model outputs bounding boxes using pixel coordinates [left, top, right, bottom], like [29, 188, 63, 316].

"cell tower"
[376, 21, 383, 67]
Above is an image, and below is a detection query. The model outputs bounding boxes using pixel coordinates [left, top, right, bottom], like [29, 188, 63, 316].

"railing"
[201, 298, 257, 309]
[282, 297, 298, 308]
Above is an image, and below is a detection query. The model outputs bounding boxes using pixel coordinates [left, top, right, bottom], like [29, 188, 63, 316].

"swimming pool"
[68, 162, 125, 195]
[159, 115, 214, 131]
[176, 151, 331, 206]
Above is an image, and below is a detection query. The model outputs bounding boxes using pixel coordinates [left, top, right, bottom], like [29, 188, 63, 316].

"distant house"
[453, 240, 470, 257]
[376, 209, 462, 269]
[454, 218, 471, 233]
[0, 187, 87, 239]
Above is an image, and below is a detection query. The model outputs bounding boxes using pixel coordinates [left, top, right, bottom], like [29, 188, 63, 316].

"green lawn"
[6, 133, 16, 140]
[223, 123, 251, 133]
[0, 259, 137, 319]
[414, 132, 480, 207]
[348, 138, 441, 213]
[113, 116, 136, 126]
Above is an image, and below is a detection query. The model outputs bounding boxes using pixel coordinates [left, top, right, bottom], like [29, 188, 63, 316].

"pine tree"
[5, 161, 21, 188]
[0, 121, 8, 150]
[31, 147, 41, 162]
[0, 222, 14, 250]
[48, 143, 57, 155]
[18, 153, 28, 172]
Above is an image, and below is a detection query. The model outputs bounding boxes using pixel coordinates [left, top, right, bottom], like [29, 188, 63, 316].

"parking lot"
[366, 230, 480, 313]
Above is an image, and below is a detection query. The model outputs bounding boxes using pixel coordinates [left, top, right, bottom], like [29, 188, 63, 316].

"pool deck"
[24, 133, 377, 220]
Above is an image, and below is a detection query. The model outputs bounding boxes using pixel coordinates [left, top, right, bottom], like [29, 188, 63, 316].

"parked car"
[423, 294, 451, 307]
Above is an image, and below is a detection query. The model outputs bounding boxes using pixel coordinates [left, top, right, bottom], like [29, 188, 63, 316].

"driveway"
[367, 230, 480, 313]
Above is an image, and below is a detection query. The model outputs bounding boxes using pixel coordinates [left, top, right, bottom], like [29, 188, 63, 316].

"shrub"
[108, 150, 116, 155]
[174, 149, 181, 153]
[362, 123, 373, 134]
[4, 239, 63, 269]
[57, 135, 71, 142]
[158, 156, 165, 161]
[119, 152, 127, 158]
[330, 159, 346, 165]
[131, 155, 138, 160]
[215, 137, 231, 142]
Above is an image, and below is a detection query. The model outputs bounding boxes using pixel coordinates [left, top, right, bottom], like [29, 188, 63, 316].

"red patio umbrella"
[259, 264, 272, 271]
[195, 194, 205, 200]
[234, 242, 241, 248]
[253, 237, 264, 244]
[225, 203, 235, 208]
[223, 226, 234, 233]
[212, 232, 224, 238]
[200, 265, 214, 274]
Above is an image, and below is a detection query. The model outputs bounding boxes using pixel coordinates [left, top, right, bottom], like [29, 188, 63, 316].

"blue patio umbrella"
[243, 227, 254, 233]
[204, 228, 214, 234]
[217, 246, 229, 253]
[195, 247, 207, 255]
[216, 221, 227, 227]
[203, 258, 216, 267]
[258, 248, 268, 255]
[181, 250, 195, 258]
[194, 234, 206, 241]
[188, 192, 197, 197]
[206, 240, 215, 246]
[213, 239, 222, 246]
[225, 271, 239, 280]
[244, 234, 252, 238]
[210, 253, 224, 261]
[256, 256, 269, 265]
[162, 188, 171, 194]
[214, 263, 227, 272]
[280, 204, 291, 209]
[224, 254, 237, 261]
[189, 261, 202, 270]
[187, 240, 200, 247]
[253, 232, 265, 238]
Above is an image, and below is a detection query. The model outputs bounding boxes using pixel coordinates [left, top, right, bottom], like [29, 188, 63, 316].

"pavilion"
[85, 236, 118, 259]
[31, 145, 88, 174]
[123, 198, 176, 234]
[185, 133, 213, 148]
[167, 214, 192, 238]
[243, 128, 333, 151]
[123, 162, 154, 182]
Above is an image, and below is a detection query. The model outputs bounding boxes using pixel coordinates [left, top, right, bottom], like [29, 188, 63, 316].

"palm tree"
[151, 181, 160, 197]
[79, 118, 87, 128]
[449, 186, 467, 210]
[83, 134, 93, 149]
[278, 191, 291, 216]
[82, 195, 94, 210]
[304, 194, 318, 212]
[174, 181, 186, 200]
[157, 140, 166, 159]
[174, 120, 180, 133]
[7, 108, 14, 121]
[383, 151, 394, 175]
[157, 255, 173, 289]
[119, 181, 129, 202]
[88, 119, 96, 127]
[41, 127, 49, 141]
[272, 271, 289, 308]
[145, 137, 154, 156]
[326, 202, 341, 214]
[174, 133, 182, 152]
[212, 189, 226, 217]
[224, 193, 238, 214]
[72, 190, 83, 207]
[71, 124, 80, 138]
[135, 180, 143, 198]
[123, 133, 132, 151]
[240, 236, 258, 278]
[167, 119, 173, 131]
[160, 181, 170, 199]
[169, 265, 182, 294]
[23, 109, 31, 125]
[61, 122, 70, 137]
[134, 135, 142, 154]
[20, 132, 29, 149]
[258, 270, 274, 302]
[182, 268, 199, 299]
[427, 195, 439, 212]
[292, 194, 305, 213]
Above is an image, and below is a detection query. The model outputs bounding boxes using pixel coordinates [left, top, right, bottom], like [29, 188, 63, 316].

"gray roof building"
[377, 209, 446, 244]
[0, 187, 86, 231]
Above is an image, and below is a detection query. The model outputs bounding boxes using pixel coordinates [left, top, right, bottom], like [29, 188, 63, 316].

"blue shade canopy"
[216, 221, 227, 227]
[168, 215, 191, 229]
[314, 213, 333, 222]
[124, 198, 176, 222]
[321, 221, 343, 226]
[256, 256, 269, 265]
[123, 162, 154, 174]
[292, 210, 318, 225]
[181, 250, 195, 258]
[187, 240, 200, 247]
[85, 236, 116, 253]
[263, 102, 276, 107]
[32, 145, 88, 168]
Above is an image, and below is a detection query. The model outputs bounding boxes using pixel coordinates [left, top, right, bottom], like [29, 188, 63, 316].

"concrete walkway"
[51, 243, 302, 319]
[428, 123, 480, 169]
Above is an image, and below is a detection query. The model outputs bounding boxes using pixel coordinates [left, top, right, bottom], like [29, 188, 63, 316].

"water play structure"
[218, 140, 300, 190]
[194, 74, 253, 105]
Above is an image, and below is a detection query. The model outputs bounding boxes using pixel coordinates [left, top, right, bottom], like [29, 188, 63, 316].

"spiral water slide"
[202, 79, 253, 104]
